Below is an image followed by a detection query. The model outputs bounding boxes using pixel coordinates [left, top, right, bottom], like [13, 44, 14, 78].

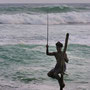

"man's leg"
[47, 69, 55, 79]
[60, 74, 65, 89]
[47, 69, 65, 89]
[54, 72, 61, 87]
[54, 70, 65, 90]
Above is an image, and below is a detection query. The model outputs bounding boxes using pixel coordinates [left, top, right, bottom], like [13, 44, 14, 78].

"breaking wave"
[0, 11, 90, 25]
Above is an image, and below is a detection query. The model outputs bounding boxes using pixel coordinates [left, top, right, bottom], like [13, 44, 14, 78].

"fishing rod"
[47, 12, 49, 45]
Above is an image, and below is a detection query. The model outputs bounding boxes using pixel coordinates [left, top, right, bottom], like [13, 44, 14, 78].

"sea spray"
[0, 12, 90, 24]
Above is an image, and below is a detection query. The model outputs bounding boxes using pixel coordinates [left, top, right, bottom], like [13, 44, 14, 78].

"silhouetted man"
[46, 41, 69, 89]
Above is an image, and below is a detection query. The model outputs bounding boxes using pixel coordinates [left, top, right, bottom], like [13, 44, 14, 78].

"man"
[46, 41, 69, 89]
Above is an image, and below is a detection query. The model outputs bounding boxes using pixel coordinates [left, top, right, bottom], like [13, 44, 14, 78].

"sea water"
[0, 3, 90, 90]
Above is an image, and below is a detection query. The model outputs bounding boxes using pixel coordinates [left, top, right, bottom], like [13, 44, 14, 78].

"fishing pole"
[47, 12, 49, 45]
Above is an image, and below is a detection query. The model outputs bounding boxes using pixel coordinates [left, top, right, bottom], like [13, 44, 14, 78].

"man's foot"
[58, 80, 65, 88]
[60, 83, 65, 90]
[62, 82, 65, 88]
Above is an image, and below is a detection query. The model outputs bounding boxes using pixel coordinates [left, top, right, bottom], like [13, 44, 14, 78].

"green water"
[0, 44, 90, 84]
[0, 3, 90, 90]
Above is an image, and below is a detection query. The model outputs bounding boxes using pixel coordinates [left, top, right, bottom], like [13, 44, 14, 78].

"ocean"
[0, 3, 90, 90]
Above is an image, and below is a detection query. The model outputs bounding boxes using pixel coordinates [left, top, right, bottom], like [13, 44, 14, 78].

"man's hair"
[56, 41, 63, 47]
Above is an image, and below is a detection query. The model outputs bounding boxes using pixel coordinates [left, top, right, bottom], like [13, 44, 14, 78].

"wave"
[32, 6, 73, 13]
[0, 6, 72, 13]
[0, 4, 90, 13]
[32, 5, 90, 13]
[0, 11, 90, 25]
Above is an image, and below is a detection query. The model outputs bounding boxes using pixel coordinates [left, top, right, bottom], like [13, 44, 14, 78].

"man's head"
[56, 41, 63, 51]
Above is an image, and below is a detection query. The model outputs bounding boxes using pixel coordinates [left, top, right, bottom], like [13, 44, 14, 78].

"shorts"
[53, 63, 66, 74]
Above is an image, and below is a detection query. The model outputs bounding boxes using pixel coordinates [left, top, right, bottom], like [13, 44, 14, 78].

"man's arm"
[46, 44, 55, 56]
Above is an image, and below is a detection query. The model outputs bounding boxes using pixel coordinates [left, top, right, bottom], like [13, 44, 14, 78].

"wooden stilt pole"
[63, 33, 69, 53]
[60, 33, 69, 90]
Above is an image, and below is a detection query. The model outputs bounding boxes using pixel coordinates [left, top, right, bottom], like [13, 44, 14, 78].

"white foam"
[0, 12, 90, 25]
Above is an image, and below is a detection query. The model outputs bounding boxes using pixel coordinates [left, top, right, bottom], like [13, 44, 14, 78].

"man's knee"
[47, 71, 57, 77]
[54, 73, 58, 77]
[47, 72, 52, 77]
[47, 72, 55, 78]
